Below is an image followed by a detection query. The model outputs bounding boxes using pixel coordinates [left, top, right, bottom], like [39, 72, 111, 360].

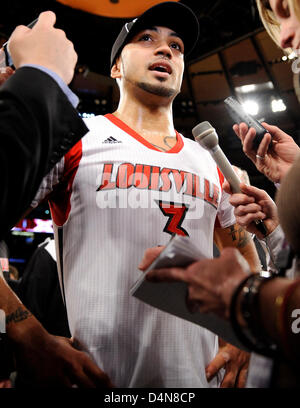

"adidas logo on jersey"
[103, 136, 122, 144]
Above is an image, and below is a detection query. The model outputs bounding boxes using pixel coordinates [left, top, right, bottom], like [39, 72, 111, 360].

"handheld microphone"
[192, 121, 268, 237]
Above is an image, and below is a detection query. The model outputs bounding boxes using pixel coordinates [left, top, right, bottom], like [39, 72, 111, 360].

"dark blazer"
[0, 67, 88, 238]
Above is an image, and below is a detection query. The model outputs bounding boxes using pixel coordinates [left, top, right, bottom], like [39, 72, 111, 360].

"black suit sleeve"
[0, 67, 88, 237]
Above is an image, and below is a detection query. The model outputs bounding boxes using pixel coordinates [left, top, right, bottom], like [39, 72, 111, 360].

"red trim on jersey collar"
[105, 113, 184, 154]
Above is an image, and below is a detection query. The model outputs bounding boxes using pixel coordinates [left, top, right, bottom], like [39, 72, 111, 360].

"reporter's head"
[256, 0, 300, 51]
[276, 152, 300, 255]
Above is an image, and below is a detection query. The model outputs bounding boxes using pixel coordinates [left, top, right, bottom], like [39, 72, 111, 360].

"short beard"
[137, 81, 176, 98]
[120, 57, 178, 98]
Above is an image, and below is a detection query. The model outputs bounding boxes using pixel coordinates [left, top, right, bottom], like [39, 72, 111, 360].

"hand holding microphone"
[223, 182, 279, 240]
[192, 121, 268, 237]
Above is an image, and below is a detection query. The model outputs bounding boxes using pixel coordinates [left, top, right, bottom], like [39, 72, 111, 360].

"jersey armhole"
[49, 140, 82, 226]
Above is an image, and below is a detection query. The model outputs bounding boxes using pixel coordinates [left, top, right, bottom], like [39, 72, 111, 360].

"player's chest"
[74, 136, 222, 213]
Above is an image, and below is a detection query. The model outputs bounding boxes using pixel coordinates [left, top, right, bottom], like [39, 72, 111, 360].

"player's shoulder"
[179, 132, 210, 155]
[180, 134, 196, 146]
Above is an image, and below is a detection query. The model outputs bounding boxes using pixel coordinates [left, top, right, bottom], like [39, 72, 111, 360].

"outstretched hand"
[0, 66, 14, 86]
[14, 328, 113, 387]
[223, 181, 279, 239]
[233, 122, 300, 183]
[143, 247, 250, 319]
[206, 338, 249, 388]
[8, 11, 77, 84]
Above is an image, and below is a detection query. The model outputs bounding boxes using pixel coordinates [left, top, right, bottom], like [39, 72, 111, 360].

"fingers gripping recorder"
[0, 18, 38, 68]
[192, 121, 268, 237]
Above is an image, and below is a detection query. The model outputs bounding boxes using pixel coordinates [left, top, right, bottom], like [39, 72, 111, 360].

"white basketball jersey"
[32, 114, 236, 387]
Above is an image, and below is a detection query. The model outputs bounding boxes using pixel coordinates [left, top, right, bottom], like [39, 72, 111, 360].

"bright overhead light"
[271, 99, 286, 112]
[79, 112, 96, 118]
[235, 81, 274, 94]
[282, 55, 288, 61]
[239, 84, 256, 93]
[242, 100, 259, 115]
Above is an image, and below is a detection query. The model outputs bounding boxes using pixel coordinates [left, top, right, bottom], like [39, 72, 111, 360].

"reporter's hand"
[138, 245, 165, 271]
[223, 181, 279, 239]
[0, 379, 12, 388]
[206, 339, 249, 388]
[0, 66, 14, 85]
[13, 321, 113, 387]
[233, 122, 300, 183]
[146, 247, 250, 319]
[8, 11, 77, 84]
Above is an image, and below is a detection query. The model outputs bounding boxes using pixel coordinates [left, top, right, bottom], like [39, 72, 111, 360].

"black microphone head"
[192, 121, 219, 150]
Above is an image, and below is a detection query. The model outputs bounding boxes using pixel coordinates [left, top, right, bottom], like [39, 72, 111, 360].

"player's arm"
[214, 223, 261, 272]
[0, 269, 112, 387]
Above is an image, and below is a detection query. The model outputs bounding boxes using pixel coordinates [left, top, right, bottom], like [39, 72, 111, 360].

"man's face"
[113, 26, 185, 99]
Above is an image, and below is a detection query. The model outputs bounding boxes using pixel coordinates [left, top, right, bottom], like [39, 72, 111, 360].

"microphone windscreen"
[192, 121, 213, 139]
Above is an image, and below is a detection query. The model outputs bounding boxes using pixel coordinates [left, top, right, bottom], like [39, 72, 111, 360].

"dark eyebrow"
[170, 32, 183, 41]
[144, 26, 183, 41]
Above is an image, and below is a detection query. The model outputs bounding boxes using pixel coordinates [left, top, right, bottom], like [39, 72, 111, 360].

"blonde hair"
[256, 0, 300, 49]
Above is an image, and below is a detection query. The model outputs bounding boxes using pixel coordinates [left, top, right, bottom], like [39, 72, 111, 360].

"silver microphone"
[192, 121, 267, 236]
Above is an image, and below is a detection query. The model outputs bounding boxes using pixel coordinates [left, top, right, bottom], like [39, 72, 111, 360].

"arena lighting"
[235, 82, 274, 94]
[271, 99, 286, 112]
[11, 231, 34, 237]
[79, 112, 96, 118]
[12, 219, 54, 234]
[238, 84, 256, 93]
[9, 258, 26, 264]
[242, 100, 259, 115]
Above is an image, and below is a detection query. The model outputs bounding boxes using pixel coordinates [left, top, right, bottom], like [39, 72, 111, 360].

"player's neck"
[112, 94, 176, 142]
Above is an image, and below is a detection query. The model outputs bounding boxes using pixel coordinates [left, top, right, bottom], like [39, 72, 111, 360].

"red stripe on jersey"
[217, 167, 224, 191]
[49, 140, 82, 226]
[105, 113, 184, 154]
[215, 167, 225, 229]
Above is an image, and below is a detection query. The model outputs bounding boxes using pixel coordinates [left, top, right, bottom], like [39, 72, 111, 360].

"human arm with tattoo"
[0, 272, 113, 387]
[214, 223, 261, 272]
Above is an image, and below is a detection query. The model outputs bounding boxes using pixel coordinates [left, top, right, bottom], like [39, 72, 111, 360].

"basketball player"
[32, 2, 260, 387]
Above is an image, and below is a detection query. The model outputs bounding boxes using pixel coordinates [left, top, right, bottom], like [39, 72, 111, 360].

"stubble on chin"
[137, 81, 176, 98]
[121, 57, 178, 98]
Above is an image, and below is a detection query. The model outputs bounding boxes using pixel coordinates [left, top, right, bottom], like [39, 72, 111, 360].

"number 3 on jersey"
[156, 200, 189, 237]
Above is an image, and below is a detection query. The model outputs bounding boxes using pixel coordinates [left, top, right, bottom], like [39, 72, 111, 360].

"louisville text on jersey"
[96, 162, 220, 209]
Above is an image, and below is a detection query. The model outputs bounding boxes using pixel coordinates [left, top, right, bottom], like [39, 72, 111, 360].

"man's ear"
[111, 57, 121, 79]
